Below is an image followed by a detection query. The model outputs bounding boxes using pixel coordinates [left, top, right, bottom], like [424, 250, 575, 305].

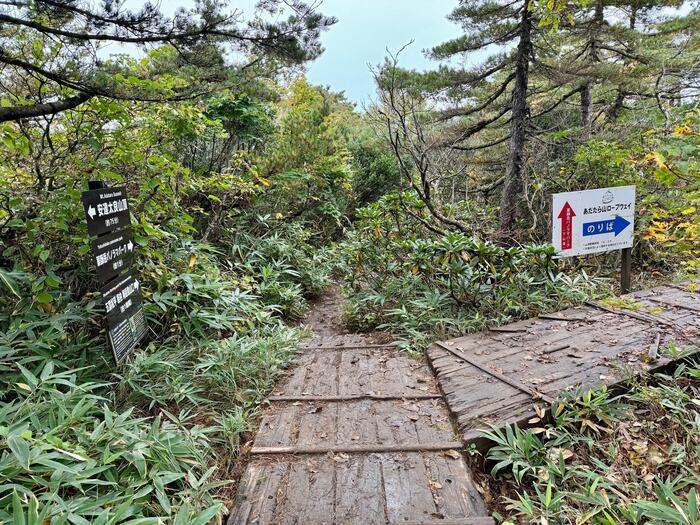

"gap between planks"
[299, 343, 399, 351]
[268, 393, 442, 402]
[401, 516, 496, 525]
[250, 442, 464, 455]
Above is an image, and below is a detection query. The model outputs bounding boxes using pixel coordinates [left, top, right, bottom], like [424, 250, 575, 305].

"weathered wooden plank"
[276, 456, 335, 525]
[382, 453, 439, 523]
[277, 362, 309, 396]
[228, 460, 287, 525]
[301, 343, 398, 351]
[338, 349, 384, 396]
[297, 402, 338, 446]
[250, 442, 464, 455]
[268, 393, 442, 402]
[402, 517, 496, 525]
[301, 350, 341, 396]
[253, 406, 298, 448]
[424, 453, 488, 518]
[334, 454, 386, 524]
[434, 342, 555, 403]
[646, 296, 700, 313]
[336, 399, 378, 446]
[375, 400, 421, 446]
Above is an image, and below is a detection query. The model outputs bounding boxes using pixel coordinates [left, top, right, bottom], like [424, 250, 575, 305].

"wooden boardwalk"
[228, 295, 493, 525]
[427, 283, 700, 447]
[229, 283, 699, 524]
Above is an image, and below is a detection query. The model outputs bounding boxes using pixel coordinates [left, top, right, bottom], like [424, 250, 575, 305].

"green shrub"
[486, 360, 700, 525]
[340, 193, 602, 348]
[0, 236, 307, 521]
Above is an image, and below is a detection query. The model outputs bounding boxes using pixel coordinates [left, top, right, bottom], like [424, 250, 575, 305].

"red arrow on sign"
[557, 201, 576, 250]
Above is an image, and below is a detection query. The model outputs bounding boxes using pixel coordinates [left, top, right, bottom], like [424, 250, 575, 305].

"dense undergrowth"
[339, 193, 604, 350]
[480, 358, 700, 524]
[1, 1, 699, 521]
[0, 75, 347, 521]
[1, 224, 333, 523]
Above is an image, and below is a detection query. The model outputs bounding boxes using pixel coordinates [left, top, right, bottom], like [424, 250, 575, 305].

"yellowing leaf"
[17, 383, 31, 392]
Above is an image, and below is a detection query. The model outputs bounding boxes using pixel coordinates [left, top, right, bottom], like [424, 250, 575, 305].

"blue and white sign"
[552, 185, 635, 257]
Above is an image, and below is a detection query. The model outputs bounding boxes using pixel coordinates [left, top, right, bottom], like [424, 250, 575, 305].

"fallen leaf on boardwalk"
[444, 449, 461, 460]
[648, 444, 665, 465]
[307, 406, 322, 414]
[429, 480, 443, 490]
[632, 441, 648, 455]
[333, 453, 350, 463]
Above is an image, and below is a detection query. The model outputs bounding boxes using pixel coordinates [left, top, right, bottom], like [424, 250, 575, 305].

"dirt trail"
[227, 289, 492, 525]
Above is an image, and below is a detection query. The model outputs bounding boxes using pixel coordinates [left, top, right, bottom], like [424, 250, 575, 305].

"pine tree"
[533, 0, 700, 133]
[0, 1, 334, 122]
[387, 0, 699, 241]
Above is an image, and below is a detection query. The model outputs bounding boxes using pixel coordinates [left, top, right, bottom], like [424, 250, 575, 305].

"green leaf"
[7, 434, 31, 470]
[35, 292, 52, 303]
[12, 490, 26, 525]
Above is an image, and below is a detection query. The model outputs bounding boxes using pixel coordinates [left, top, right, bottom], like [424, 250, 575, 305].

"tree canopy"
[0, 0, 334, 122]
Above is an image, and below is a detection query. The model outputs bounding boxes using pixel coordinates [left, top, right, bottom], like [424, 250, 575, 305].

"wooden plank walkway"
[427, 283, 700, 447]
[228, 294, 493, 525]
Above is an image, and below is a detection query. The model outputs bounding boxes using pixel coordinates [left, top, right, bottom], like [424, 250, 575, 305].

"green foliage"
[259, 78, 358, 234]
[340, 193, 600, 349]
[484, 361, 700, 524]
[0, 64, 346, 519]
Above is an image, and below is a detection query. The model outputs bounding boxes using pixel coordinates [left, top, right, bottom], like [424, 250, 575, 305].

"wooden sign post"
[82, 181, 147, 363]
[552, 185, 636, 294]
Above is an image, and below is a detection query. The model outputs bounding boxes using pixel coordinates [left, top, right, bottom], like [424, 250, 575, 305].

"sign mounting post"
[552, 185, 636, 293]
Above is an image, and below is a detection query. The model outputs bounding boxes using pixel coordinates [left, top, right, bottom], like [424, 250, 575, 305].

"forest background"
[0, 0, 698, 523]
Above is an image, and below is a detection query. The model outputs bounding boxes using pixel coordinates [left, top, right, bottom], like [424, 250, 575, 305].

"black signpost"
[91, 228, 135, 283]
[101, 270, 147, 363]
[82, 186, 131, 236]
[82, 181, 147, 364]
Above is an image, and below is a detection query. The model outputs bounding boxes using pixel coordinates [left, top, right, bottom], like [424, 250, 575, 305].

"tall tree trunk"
[607, 89, 626, 122]
[580, 0, 603, 132]
[580, 83, 593, 130]
[498, 1, 531, 241]
[607, 5, 635, 123]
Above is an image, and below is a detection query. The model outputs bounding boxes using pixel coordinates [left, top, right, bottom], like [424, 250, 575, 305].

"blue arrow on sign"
[582, 215, 631, 237]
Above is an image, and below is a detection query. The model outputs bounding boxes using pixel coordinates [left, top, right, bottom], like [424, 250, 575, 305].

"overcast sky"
[119, 0, 462, 105]
[305, 0, 462, 104]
